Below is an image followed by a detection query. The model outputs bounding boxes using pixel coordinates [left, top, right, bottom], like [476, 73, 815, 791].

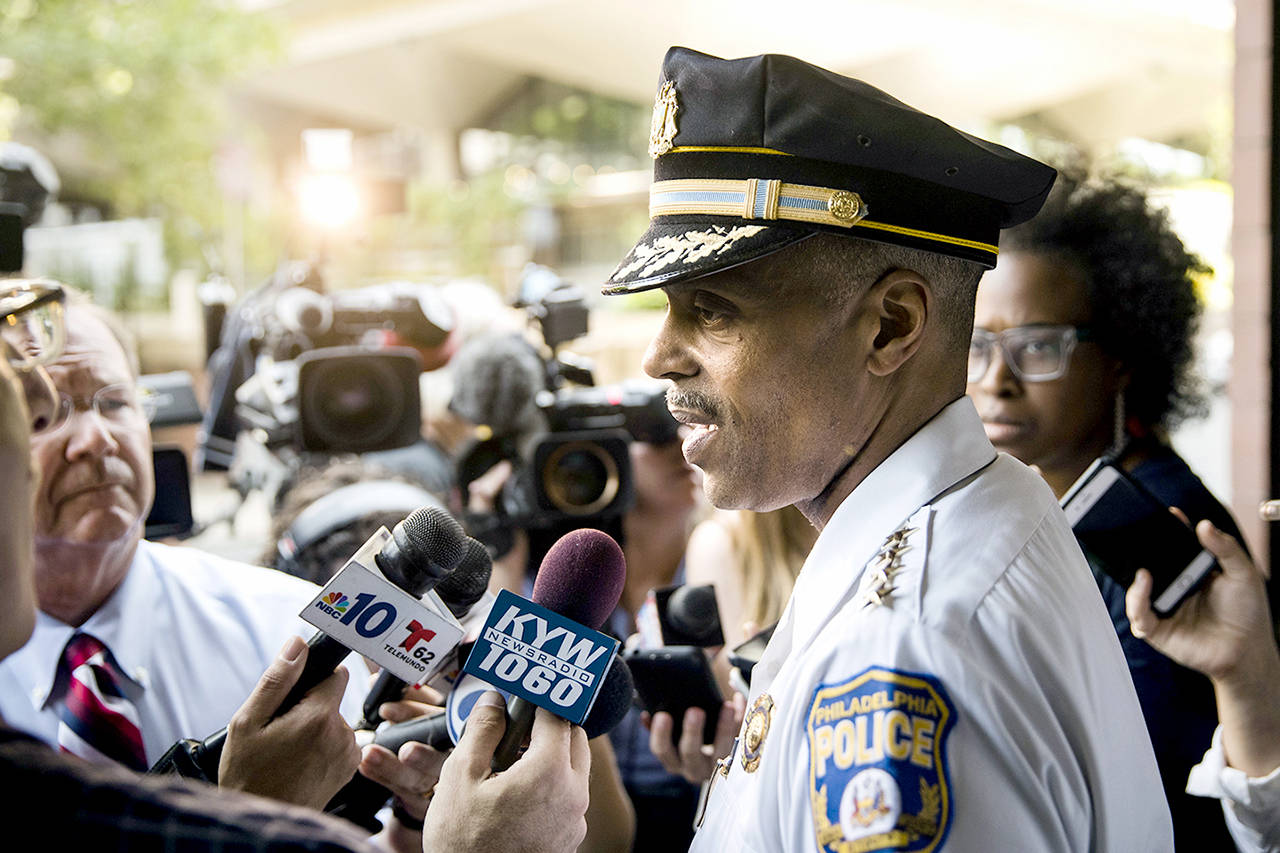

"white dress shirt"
[0, 539, 366, 764]
[1187, 726, 1280, 853]
[690, 397, 1173, 852]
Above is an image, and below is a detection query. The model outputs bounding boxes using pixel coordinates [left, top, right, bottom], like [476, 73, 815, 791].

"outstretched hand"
[646, 693, 746, 784]
[1126, 520, 1274, 683]
[423, 692, 591, 853]
[219, 636, 361, 809]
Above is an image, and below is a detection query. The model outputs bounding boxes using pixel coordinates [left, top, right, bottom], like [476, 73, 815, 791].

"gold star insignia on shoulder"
[857, 524, 917, 609]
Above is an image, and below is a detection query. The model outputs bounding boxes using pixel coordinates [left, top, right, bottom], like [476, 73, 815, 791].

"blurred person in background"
[967, 174, 1241, 848]
[265, 458, 446, 586]
[685, 505, 817, 650]
[1127, 520, 1280, 853]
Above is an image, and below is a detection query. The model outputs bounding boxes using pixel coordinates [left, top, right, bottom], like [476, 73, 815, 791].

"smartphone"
[1060, 459, 1217, 616]
[727, 622, 777, 683]
[623, 645, 723, 746]
[146, 445, 194, 540]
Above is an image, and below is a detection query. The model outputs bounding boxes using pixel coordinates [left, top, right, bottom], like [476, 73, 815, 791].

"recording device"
[456, 377, 678, 531]
[0, 203, 21, 273]
[652, 583, 724, 647]
[727, 622, 777, 684]
[514, 263, 590, 353]
[145, 447, 194, 540]
[234, 345, 424, 455]
[149, 506, 469, 782]
[1061, 458, 1218, 616]
[624, 645, 723, 746]
[478, 528, 628, 771]
[359, 536, 493, 729]
[1, 142, 60, 273]
[198, 263, 452, 470]
[326, 653, 635, 832]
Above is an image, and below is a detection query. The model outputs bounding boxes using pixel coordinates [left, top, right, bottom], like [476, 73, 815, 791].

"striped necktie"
[55, 632, 148, 771]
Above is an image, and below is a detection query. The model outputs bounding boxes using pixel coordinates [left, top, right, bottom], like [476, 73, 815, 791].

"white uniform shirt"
[690, 398, 1173, 853]
[1187, 726, 1280, 853]
[0, 539, 366, 764]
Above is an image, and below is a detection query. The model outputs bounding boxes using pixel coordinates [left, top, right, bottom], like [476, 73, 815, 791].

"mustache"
[665, 388, 723, 422]
[49, 457, 135, 503]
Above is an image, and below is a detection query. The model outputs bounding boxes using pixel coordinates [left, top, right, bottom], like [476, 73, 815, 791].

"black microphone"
[358, 536, 493, 729]
[656, 583, 725, 647]
[491, 528, 627, 772]
[151, 506, 468, 782]
[323, 654, 637, 832]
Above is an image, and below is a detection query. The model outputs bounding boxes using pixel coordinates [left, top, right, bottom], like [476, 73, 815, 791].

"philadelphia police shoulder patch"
[807, 666, 956, 853]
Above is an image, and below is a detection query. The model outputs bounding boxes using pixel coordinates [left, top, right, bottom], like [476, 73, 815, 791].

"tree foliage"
[0, 0, 279, 267]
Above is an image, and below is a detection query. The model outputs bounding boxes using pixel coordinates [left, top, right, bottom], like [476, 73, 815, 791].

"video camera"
[453, 264, 678, 537]
[458, 379, 677, 531]
[198, 262, 453, 473]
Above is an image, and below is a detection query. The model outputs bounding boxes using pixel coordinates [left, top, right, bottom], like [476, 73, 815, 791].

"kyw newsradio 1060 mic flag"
[462, 528, 627, 771]
[149, 506, 470, 781]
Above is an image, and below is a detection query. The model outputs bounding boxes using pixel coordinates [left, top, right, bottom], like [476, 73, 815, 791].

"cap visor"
[602, 218, 813, 294]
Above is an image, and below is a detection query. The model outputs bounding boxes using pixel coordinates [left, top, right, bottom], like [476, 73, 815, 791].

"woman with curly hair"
[967, 174, 1241, 849]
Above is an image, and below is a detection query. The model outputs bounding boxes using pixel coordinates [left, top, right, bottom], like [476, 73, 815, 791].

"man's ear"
[864, 269, 930, 377]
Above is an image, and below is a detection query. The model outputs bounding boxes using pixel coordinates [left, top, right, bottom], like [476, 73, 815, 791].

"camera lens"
[302, 358, 405, 449]
[541, 441, 619, 516]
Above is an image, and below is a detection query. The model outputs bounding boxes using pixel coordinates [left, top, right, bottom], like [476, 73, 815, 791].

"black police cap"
[603, 46, 1056, 295]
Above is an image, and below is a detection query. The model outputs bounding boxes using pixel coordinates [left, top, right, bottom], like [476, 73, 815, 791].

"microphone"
[324, 654, 636, 832]
[448, 332, 546, 437]
[655, 583, 725, 647]
[491, 528, 626, 771]
[153, 506, 468, 782]
[374, 652, 635, 754]
[359, 536, 493, 729]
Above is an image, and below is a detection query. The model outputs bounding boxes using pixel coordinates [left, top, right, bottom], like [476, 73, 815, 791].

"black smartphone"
[146, 445, 194, 540]
[727, 622, 777, 683]
[1060, 458, 1217, 616]
[623, 645, 723, 746]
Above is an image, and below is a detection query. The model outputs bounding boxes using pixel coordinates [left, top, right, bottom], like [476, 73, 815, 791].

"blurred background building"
[5, 0, 1272, 555]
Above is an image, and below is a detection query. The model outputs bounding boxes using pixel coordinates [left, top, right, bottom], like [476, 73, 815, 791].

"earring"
[1110, 390, 1128, 455]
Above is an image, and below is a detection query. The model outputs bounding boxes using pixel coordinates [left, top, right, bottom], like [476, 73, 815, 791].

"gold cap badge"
[648, 80, 679, 159]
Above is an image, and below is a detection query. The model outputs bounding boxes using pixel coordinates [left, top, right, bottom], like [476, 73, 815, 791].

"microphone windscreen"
[382, 506, 467, 593]
[531, 528, 626, 629]
[448, 333, 545, 435]
[434, 536, 492, 617]
[582, 656, 636, 740]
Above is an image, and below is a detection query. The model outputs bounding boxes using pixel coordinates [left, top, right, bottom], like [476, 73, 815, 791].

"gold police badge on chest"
[740, 692, 774, 773]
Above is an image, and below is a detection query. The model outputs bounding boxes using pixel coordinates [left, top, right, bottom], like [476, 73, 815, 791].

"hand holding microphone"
[218, 635, 362, 810]
[481, 528, 627, 771]
[151, 506, 469, 784]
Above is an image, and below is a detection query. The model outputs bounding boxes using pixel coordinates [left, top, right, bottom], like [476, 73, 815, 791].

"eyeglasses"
[968, 324, 1097, 384]
[38, 383, 158, 438]
[0, 279, 66, 371]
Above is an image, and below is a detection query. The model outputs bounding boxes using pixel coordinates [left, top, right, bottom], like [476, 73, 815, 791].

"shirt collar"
[789, 396, 996, 650]
[17, 541, 152, 709]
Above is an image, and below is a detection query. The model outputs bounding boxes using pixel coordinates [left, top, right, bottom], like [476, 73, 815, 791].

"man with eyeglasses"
[0, 290, 381, 777]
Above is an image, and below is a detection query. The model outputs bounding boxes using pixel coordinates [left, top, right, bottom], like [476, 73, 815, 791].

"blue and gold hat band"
[649, 177, 999, 257]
